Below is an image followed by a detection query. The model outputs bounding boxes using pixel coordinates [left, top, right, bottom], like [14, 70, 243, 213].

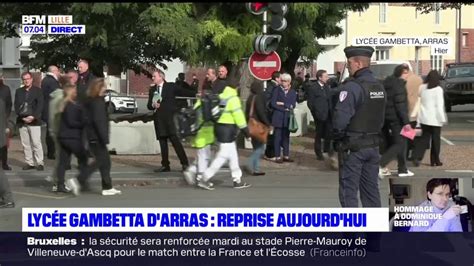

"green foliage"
[404, 3, 472, 14]
[0, 3, 369, 75]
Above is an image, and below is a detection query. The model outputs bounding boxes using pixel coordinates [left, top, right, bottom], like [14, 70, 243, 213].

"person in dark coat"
[175, 72, 196, 109]
[147, 69, 189, 172]
[77, 59, 96, 104]
[201, 68, 218, 94]
[264, 71, 281, 160]
[245, 81, 272, 176]
[0, 76, 12, 170]
[0, 98, 14, 208]
[55, 83, 88, 194]
[82, 78, 122, 196]
[191, 73, 199, 92]
[271, 73, 297, 163]
[15, 72, 45, 171]
[379, 64, 414, 178]
[41, 65, 61, 160]
[307, 69, 333, 160]
[213, 65, 229, 94]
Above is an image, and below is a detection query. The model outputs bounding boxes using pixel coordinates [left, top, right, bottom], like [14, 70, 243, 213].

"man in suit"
[307, 69, 333, 160]
[147, 69, 190, 172]
[77, 59, 96, 104]
[0, 98, 14, 208]
[41, 65, 61, 160]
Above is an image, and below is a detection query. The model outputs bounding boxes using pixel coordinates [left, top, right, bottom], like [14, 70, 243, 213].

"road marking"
[440, 136, 455, 146]
[467, 120, 474, 123]
[12, 191, 69, 199]
[445, 170, 474, 173]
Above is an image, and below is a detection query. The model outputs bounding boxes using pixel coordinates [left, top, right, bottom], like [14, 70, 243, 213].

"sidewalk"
[4, 130, 473, 189]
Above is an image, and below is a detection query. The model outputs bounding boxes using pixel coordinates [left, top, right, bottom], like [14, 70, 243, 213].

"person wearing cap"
[332, 46, 387, 208]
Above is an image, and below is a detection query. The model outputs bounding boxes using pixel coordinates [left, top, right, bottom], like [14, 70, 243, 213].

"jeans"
[248, 139, 266, 173]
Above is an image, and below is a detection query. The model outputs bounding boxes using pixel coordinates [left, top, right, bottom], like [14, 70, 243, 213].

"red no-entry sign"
[248, 51, 282, 81]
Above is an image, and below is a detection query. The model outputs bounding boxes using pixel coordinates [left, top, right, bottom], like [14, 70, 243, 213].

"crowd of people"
[0, 59, 125, 209]
[0, 51, 450, 208]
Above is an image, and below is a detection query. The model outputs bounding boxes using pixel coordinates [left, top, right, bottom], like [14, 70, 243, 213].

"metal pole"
[126, 70, 130, 96]
[458, 6, 462, 63]
[263, 10, 268, 91]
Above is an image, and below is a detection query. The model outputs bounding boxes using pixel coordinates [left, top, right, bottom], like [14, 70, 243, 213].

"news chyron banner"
[0, 207, 470, 266]
[21, 15, 85, 35]
[22, 208, 387, 232]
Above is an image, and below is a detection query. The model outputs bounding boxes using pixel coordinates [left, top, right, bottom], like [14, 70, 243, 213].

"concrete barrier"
[290, 107, 308, 137]
[109, 121, 160, 155]
[296, 102, 313, 125]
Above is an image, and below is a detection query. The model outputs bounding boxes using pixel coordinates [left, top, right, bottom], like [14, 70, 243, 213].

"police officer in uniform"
[332, 46, 386, 208]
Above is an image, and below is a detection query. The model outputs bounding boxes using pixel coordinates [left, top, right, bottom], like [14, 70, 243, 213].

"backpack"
[201, 92, 222, 123]
[174, 107, 200, 139]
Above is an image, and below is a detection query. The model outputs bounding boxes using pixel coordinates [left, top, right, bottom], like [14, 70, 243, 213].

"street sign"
[248, 51, 281, 80]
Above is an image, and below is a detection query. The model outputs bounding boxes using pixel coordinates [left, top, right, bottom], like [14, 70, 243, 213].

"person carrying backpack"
[183, 89, 218, 186]
[197, 83, 251, 191]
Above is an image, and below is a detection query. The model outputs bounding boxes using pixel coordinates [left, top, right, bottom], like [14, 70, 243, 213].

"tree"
[0, 3, 368, 79]
[404, 3, 472, 14]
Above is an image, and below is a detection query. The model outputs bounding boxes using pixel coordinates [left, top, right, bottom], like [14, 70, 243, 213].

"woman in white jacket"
[412, 70, 447, 167]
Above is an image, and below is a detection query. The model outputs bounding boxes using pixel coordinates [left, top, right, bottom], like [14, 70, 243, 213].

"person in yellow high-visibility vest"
[183, 94, 215, 186]
[198, 85, 251, 190]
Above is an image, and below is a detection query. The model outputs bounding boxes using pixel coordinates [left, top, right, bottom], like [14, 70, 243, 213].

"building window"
[430, 55, 444, 73]
[379, 3, 387, 23]
[434, 3, 441, 24]
[375, 48, 390, 61]
[462, 33, 468, 47]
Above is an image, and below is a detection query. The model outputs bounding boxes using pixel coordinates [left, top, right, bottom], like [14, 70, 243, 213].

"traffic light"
[246, 2, 289, 55]
[245, 2, 268, 15]
[268, 3, 288, 31]
[253, 34, 281, 55]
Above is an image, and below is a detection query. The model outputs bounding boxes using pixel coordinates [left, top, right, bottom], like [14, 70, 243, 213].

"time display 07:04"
[21, 25, 46, 34]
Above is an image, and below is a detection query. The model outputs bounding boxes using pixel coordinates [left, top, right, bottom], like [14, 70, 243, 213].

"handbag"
[248, 96, 270, 144]
[288, 109, 299, 133]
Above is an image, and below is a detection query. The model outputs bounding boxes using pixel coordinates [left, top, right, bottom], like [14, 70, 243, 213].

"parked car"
[104, 89, 138, 113]
[441, 62, 474, 112]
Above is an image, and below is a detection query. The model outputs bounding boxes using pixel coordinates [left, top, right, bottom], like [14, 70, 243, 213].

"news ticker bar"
[22, 208, 389, 232]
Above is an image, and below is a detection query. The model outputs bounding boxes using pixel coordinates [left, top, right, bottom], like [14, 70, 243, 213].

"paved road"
[442, 104, 474, 145]
[1, 166, 392, 231]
